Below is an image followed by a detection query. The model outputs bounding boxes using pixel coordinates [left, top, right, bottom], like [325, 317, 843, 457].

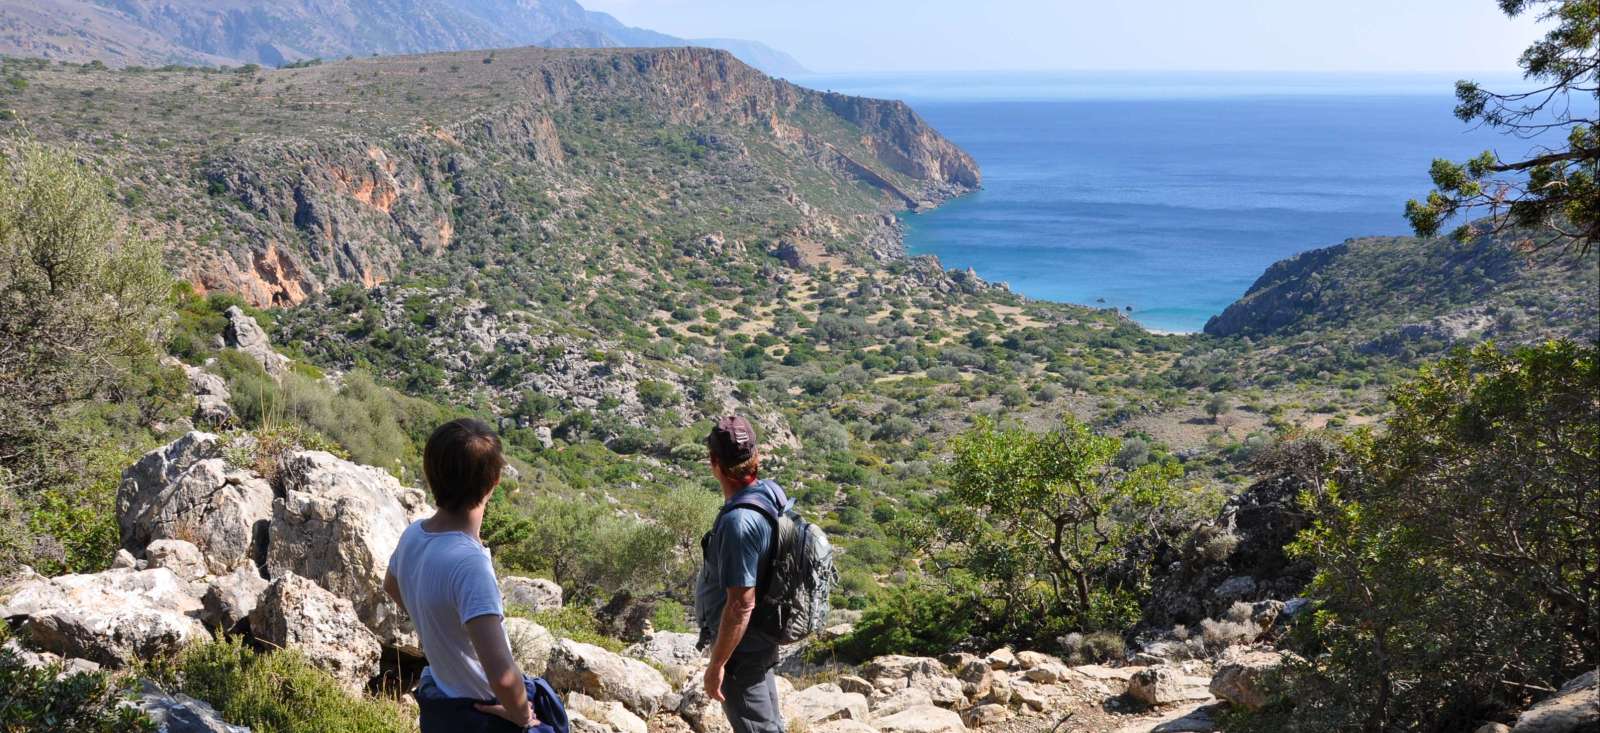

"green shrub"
[0, 644, 155, 733]
[521, 607, 624, 653]
[172, 638, 413, 733]
[1237, 342, 1598, 732]
[821, 582, 980, 662]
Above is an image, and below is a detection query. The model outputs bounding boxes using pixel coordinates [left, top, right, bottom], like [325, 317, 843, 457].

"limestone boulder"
[1128, 665, 1212, 706]
[223, 306, 290, 378]
[179, 362, 235, 427]
[504, 617, 557, 677]
[791, 682, 869, 724]
[964, 703, 1012, 727]
[1209, 649, 1288, 712]
[871, 687, 935, 718]
[248, 574, 381, 693]
[1014, 651, 1061, 669]
[136, 679, 250, 733]
[625, 631, 701, 668]
[813, 722, 877, 733]
[875, 704, 968, 733]
[501, 575, 564, 613]
[146, 540, 209, 582]
[199, 564, 268, 633]
[117, 432, 274, 576]
[863, 654, 964, 705]
[568, 691, 649, 733]
[265, 449, 429, 653]
[1513, 670, 1598, 733]
[546, 639, 674, 717]
[0, 567, 207, 667]
[983, 647, 1016, 670]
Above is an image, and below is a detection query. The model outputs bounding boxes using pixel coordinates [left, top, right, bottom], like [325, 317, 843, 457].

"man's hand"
[474, 700, 538, 728]
[704, 662, 726, 702]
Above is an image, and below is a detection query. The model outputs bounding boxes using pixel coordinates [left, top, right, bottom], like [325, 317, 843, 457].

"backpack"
[720, 484, 838, 645]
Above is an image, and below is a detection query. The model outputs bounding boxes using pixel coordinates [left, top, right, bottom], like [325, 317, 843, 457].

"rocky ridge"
[1, 47, 978, 308]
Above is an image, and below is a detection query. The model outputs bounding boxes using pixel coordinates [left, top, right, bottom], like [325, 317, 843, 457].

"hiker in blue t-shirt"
[384, 418, 566, 733]
[695, 415, 790, 733]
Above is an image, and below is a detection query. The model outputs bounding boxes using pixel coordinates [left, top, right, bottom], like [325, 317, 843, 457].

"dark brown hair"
[423, 418, 506, 512]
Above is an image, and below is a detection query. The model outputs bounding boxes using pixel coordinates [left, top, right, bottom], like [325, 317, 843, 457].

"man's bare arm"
[465, 615, 535, 727]
[703, 585, 757, 702]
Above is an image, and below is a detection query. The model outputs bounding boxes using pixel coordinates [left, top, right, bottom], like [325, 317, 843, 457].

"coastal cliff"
[1, 47, 977, 306]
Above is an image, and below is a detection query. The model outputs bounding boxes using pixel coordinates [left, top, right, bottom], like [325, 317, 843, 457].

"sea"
[790, 71, 1547, 333]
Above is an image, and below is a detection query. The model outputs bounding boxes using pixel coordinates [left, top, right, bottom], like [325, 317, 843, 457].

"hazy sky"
[583, 0, 1545, 74]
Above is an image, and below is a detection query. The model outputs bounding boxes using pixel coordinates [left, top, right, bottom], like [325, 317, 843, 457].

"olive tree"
[0, 143, 169, 493]
[913, 418, 1184, 641]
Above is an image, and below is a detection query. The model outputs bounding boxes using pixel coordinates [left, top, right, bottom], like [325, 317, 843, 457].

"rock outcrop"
[546, 639, 676, 717]
[117, 431, 275, 577]
[265, 449, 430, 654]
[247, 574, 382, 693]
[136, 680, 251, 733]
[222, 306, 290, 377]
[1512, 670, 1598, 733]
[1209, 648, 1288, 712]
[501, 575, 564, 613]
[0, 567, 208, 667]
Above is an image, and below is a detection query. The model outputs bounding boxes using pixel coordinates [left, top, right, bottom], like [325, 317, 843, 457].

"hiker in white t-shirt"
[384, 418, 539, 732]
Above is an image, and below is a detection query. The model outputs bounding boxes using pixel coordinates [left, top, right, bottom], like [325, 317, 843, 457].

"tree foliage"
[1407, 0, 1599, 249]
[0, 142, 170, 495]
[1245, 341, 1598, 732]
[905, 418, 1186, 645]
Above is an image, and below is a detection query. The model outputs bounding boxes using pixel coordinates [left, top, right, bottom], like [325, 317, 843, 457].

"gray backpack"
[723, 487, 837, 645]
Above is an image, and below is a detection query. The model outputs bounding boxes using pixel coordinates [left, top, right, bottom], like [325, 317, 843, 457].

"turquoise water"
[796, 71, 1557, 332]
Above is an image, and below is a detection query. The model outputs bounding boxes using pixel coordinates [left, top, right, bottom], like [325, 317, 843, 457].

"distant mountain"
[0, 0, 808, 76]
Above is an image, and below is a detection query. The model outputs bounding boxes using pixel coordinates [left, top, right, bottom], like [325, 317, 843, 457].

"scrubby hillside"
[0, 48, 971, 306]
[1204, 228, 1596, 351]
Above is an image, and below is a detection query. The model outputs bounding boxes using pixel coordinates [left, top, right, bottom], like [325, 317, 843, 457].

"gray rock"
[625, 631, 701, 668]
[0, 567, 208, 667]
[179, 363, 235, 426]
[963, 703, 1011, 727]
[504, 617, 557, 677]
[266, 450, 430, 654]
[223, 306, 290, 377]
[146, 539, 209, 582]
[874, 704, 967, 733]
[117, 432, 274, 576]
[248, 574, 381, 693]
[200, 563, 269, 633]
[1209, 649, 1288, 712]
[136, 680, 250, 733]
[567, 691, 649, 733]
[790, 682, 869, 724]
[500, 575, 563, 613]
[1513, 670, 1598, 733]
[546, 639, 674, 717]
[1128, 665, 1212, 706]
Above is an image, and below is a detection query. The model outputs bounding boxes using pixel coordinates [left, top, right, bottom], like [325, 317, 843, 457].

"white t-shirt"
[389, 519, 505, 699]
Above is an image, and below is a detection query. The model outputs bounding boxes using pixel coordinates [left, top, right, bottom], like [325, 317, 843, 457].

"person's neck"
[423, 505, 485, 542]
[719, 475, 759, 501]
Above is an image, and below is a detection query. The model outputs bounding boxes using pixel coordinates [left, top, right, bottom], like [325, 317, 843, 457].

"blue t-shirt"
[695, 480, 786, 652]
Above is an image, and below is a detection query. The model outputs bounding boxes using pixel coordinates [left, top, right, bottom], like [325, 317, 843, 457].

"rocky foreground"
[5, 420, 1592, 733]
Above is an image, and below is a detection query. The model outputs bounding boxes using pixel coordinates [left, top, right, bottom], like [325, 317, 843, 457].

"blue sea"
[793, 71, 1556, 332]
